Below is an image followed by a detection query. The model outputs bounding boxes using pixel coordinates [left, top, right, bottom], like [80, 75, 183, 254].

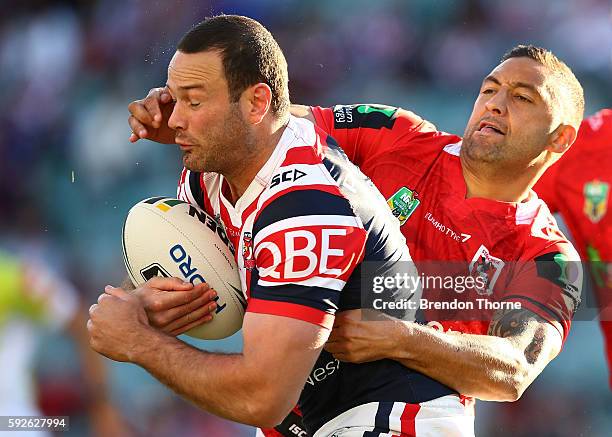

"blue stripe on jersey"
[188, 171, 206, 210]
[362, 402, 394, 436]
[249, 269, 340, 314]
[252, 188, 354, 236]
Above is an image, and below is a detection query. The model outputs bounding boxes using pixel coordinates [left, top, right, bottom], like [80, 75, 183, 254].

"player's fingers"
[128, 100, 156, 125]
[160, 89, 172, 104]
[105, 285, 131, 301]
[148, 291, 215, 326]
[146, 276, 195, 291]
[97, 293, 112, 304]
[161, 300, 217, 333]
[170, 314, 214, 337]
[128, 115, 148, 139]
[324, 342, 344, 355]
[143, 95, 163, 128]
[129, 133, 139, 143]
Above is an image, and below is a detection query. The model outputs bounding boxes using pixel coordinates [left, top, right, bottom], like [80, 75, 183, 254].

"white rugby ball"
[122, 196, 245, 339]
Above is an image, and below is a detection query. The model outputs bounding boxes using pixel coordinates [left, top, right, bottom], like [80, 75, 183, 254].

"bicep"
[242, 312, 330, 399]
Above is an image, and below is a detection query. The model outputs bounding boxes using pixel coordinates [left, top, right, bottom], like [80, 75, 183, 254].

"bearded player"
[534, 109, 612, 388]
[127, 44, 583, 436]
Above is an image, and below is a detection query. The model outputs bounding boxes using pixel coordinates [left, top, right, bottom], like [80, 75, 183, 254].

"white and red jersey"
[178, 116, 453, 434]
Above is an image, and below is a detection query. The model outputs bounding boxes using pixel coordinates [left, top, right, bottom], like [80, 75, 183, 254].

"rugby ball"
[122, 196, 245, 339]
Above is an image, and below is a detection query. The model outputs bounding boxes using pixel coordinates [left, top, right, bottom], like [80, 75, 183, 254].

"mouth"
[477, 120, 506, 135]
[175, 140, 195, 150]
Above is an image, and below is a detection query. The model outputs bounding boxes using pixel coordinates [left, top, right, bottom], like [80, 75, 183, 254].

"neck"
[460, 153, 545, 203]
[224, 116, 289, 204]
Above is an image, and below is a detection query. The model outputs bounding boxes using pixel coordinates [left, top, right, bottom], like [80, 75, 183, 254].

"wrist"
[391, 320, 417, 361]
[128, 325, 166, 365]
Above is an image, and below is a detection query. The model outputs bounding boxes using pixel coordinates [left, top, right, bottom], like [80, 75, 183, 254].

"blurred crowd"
[0, 0, 610, 436]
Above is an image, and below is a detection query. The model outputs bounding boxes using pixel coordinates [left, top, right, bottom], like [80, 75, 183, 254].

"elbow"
[247, 402, 293, 429]
[244, 391, 297, 428]
[499, 365, 531, 402]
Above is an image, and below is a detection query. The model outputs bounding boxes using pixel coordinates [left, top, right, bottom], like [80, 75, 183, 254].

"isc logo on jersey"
[253, 218, 366, 289]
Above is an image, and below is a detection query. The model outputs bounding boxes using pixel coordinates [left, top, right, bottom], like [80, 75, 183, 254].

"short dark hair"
[178, 15, 289, 117]
[501, 45, 584, 129]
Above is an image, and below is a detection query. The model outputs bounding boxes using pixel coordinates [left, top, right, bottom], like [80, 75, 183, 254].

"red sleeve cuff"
[247, 298, 335, 329]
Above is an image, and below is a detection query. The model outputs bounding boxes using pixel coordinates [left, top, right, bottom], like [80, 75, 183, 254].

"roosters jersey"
[311, 104, 582, 342]
[535, 109, 612, 387]
[177, 116, 453, 433]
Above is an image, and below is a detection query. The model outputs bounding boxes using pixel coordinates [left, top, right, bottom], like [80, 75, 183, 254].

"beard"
[181, 103, 254, 174]
[461, 124, 506, 164]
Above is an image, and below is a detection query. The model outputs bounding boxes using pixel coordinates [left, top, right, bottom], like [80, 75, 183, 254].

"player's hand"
[88, 286, 152, 362]
[325, 310, 398, 363]
[132, 276, 217, 336]
[128, 87, 176, 144]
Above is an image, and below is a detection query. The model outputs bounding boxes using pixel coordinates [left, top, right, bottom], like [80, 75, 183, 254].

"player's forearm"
[290, 104, 315, 122]
[389, 322, 528, 401]
[130, 330, 293, 427]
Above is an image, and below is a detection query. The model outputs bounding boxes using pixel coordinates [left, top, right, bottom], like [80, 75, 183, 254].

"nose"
[168, 102, 185, 131]
[484, 89, 508, 116]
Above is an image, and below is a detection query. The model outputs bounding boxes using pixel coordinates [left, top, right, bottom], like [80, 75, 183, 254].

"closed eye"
[515, 95, 532, 103]
[190, 102, 201, 108]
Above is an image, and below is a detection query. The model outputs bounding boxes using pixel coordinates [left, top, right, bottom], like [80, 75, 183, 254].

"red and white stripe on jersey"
[253, 215, 366, 290]
[312, 396, 474, 437]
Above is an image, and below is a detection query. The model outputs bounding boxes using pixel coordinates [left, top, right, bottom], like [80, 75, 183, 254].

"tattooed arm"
[325, 308, 563, 401]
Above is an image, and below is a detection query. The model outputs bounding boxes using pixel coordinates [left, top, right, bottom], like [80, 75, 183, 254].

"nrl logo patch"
[583, 180, 609, 223]
[387, 186, 420, 226]
[469, 245, 505, 296]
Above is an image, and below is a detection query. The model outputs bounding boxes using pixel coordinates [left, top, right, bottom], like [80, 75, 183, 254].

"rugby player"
[128, 43, 584, 436]
[535, 109, 612, 387]
[88, 15, 473, 437]
[0, 249, 126, 437]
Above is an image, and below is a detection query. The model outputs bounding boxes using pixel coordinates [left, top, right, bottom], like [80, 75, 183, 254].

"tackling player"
[534, 109, 612, 388]
[127, 43, 584, 436]
[88, 15, 474, 437]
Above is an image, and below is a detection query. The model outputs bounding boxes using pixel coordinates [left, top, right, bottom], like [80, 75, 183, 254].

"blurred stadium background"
[1, 0, 611, 435]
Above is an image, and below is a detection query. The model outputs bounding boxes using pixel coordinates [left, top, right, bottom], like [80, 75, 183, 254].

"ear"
[241, 83, 272, 125]
[546, 123, 577, 156]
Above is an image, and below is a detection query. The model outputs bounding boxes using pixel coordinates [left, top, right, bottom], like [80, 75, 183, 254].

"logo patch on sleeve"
[387, 186, 420, 225]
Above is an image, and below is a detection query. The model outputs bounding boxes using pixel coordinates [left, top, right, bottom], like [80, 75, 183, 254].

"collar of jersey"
[219, 115, 302, 218]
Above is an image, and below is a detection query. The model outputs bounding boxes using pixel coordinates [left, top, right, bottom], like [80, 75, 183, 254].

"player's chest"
[385, 174, 520, 264]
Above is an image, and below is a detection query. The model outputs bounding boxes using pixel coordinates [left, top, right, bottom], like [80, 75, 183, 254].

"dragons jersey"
[534, 109, 612, 387]
[177, 116, 454, 433]
[311, 104, 581, 343]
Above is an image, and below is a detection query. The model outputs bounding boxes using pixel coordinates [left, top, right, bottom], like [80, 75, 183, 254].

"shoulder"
[514, 196, 578, 259]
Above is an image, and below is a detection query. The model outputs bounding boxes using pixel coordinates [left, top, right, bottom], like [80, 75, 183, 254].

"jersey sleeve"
[500, 240, 582, 343]
[246, 189, 367, 330]
[310, 104, 439, 168]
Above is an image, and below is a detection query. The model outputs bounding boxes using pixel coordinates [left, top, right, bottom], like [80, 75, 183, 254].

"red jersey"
[534, 109, 612, 387]
[312, 104, 581, 342]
